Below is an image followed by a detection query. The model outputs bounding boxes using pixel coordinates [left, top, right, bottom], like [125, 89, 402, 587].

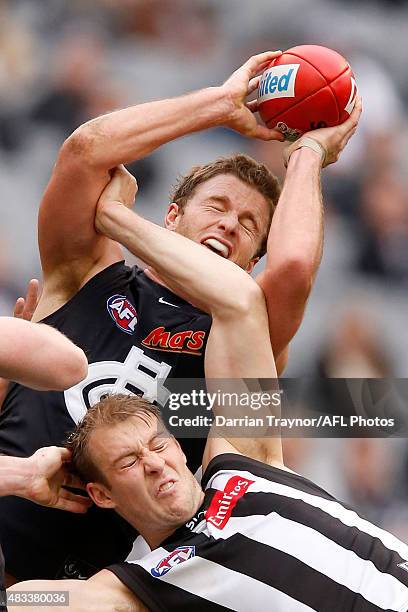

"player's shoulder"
[39, 261, 135, 324]
[138, 269, 211, 321]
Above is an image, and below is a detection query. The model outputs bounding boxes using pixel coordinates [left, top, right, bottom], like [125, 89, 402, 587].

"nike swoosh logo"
[158, 297, 180, 308]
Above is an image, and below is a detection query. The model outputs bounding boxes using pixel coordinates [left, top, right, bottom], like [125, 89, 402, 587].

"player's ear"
[165, 203, 181, 230]
[86, 482, 115, 509]
[245, 256, 260, 274]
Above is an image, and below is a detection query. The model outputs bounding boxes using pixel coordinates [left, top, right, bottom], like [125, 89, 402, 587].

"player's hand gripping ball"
[258, 45, 357, 141]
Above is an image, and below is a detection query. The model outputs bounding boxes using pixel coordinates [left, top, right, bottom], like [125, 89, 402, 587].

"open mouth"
[157, 480, 176, 497]
[202, 238, 229, 258]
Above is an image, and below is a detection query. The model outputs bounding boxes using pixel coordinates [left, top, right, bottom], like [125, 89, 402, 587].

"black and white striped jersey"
[109, 453, 408, 612]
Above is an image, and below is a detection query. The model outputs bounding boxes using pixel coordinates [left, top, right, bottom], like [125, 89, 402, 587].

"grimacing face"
[165, 174, 270, 273]
[86, 414, 203, 546]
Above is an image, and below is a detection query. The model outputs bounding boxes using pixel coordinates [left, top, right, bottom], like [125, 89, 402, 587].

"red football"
[258, 45, 357, 141]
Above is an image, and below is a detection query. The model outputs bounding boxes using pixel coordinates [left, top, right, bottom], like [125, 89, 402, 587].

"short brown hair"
[66, 394, 162, 487]
[170, 154, 281, 258]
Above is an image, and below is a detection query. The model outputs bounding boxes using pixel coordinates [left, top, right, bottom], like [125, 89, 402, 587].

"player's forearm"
[0, 456, 32, 498]
[68, 87, 233, 170]
[7, 579, 98, 612]
[0, 318, 88, 390]
[97, 204, 257, 316]
[8, 573, 145, 612]
[266, 147, 323, 279]
[257, 148, 323, 356]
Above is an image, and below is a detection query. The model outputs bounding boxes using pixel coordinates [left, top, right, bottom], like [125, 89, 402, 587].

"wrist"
[101, 203, 143, 248]
[96, 201, 126, 238]
[0, 456, 34, 498]
[284, 137, 326, 169]
[200, 86, 237, 128]
[286, 146, 323, 173]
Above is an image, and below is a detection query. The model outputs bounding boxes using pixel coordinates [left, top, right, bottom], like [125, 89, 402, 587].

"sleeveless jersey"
[109, 453, 408, 612]
[0, 262, 211, 580]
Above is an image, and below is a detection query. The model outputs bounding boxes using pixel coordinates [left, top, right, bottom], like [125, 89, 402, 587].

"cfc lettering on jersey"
[206, 476, 254, 529]
[150, 546, 196, 578]
[107, 294, 138, 334]
[142, 326, 205, 355]
[64, 347, 171, 424]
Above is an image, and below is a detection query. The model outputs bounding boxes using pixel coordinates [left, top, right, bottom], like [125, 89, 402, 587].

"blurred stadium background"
[1, 0, 407, 540]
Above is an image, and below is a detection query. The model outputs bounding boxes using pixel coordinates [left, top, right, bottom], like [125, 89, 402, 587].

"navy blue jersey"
[0, 262, 211, 580]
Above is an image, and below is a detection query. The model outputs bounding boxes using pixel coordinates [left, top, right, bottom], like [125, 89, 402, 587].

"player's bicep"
[256, 268, 309, 363]
[38, 142, 122, 283]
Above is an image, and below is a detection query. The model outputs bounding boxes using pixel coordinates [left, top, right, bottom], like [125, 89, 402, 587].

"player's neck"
[139, 488, 205, 550]
[143, 526, 178, 550]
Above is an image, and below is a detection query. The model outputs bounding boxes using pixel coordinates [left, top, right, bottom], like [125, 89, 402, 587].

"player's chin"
[164, 491, 193, 520]
[162, 501, 191, 527]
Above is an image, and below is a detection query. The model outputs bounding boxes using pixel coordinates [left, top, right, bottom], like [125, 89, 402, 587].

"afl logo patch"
[107, 294, 137, 334]
[151, 546, 195, 577]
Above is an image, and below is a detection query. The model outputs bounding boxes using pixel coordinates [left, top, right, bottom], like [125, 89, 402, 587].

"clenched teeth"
[159, 481, 175, 493]
[203, 238, 229, 258]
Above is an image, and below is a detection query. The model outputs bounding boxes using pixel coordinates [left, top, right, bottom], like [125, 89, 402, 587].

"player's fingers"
[340, 126, 358, 150]
[13, 297, 25, 318]
[112, 165, 138, 197]
[349, 95, 362, 126]
[244, 51, 282, 77]
[23, 279, 41, 320]
[246, 100, 259, 113]
[60, 487, 91, 503]
[55, 495, 92, 513]
[58, 447, 72, 462]
[247, 76, 261, 95]
[256, 60, 275, 74]
[64, 471, 87, 491]
[252, 124, 285, 142]
[339, 95, 362, 135]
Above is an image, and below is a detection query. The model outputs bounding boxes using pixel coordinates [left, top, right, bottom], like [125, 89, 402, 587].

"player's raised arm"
[0, 317, 87, 391]
[255, 97, 362, 367]
[95, 166, 262, 320]
[96, 165, 281, 466]
[38, 52, 284, 308]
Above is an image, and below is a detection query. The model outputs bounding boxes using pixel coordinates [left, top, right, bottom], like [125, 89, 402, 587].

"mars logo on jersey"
[151, 546, 196, 577]
[107, 294, 137, 334]
[206, 476, 254, 529]
[142, 326, 205, 355]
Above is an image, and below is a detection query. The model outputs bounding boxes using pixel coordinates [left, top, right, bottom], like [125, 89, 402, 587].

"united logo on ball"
[258, 45, 357, 141]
